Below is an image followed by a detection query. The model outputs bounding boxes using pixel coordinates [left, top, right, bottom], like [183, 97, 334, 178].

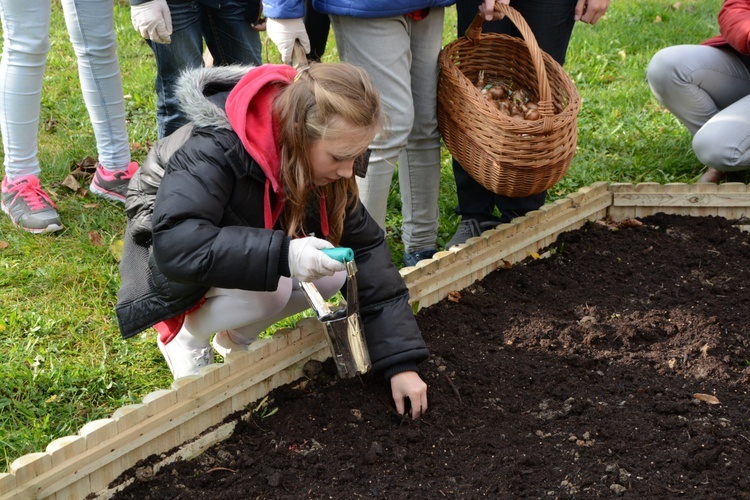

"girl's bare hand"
[390, 371, 428, 419]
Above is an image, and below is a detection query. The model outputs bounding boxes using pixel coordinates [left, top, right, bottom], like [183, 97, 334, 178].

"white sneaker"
[157, 337, 213, 379]
[211, 330, 251, 359]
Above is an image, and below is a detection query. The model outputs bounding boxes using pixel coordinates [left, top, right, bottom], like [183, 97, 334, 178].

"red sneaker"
[90, 162, 139, 203]
[1, 175, 63, 233]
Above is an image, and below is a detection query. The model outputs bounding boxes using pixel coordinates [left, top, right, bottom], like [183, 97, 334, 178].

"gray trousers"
[647, 44, 750, 172]
[331, 9, 444, 254]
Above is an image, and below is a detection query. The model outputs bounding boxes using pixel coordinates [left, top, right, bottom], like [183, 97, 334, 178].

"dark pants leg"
[452, 0, 576, 223]
[304, 0, 330, 61]
[151, 0, 261, 138]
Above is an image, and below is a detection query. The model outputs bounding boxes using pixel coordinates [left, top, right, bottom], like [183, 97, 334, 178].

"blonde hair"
[273, 62, 383, 245]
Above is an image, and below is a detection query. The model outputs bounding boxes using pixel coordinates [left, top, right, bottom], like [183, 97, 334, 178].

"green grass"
[0, 0, 725, 472]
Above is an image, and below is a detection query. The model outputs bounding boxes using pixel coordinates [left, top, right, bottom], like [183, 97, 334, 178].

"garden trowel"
[300, 247, 371, 378]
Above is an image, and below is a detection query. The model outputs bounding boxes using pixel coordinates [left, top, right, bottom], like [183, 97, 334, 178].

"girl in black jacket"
[116, 62, 429, 418]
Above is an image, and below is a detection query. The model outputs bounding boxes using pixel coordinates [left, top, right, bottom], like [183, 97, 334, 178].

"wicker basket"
[438, 4, 580, 197]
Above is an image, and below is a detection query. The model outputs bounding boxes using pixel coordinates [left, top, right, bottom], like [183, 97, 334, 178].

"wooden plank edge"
[400, 182, 609, 294]
[404, 185, 612, 310]
[609, 182, 750, 220]
[87, 419, 241, 500]
[612, 183, 750, 208]
[92, 339, 330, 500]
[1, 324, 329, 500]
[407, 198, 610, 309]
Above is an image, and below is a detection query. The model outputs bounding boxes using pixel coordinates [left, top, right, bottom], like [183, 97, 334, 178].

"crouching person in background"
[115, 62, 429, 418]
[647, 0, 750, 184]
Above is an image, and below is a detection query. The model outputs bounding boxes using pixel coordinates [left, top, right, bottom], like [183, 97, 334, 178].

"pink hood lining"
[225, 65, 295, 232]
[225, 64, 330, 238]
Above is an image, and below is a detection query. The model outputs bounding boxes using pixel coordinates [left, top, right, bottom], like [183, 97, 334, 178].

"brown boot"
[698, 167, 726, 184]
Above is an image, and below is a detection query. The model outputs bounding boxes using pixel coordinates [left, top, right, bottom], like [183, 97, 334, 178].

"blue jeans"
[0, 0, 130, 178]
[452, 0, 577, 223]
[149, 0, 262, 138]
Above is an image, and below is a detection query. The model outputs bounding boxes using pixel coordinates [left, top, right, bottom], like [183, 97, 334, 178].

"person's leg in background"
[332, 14, 443, 265]
[647, 45, 750, 183]
[63, 0, 138, 203]
[398, 8, 444, 264]
[331, 15, 413, 233]
[304, 0, 330, 61]
[148, 2, 204, 139]
[159, 273, 345, 378]
[201, 0, 262, 67]
[447, 0, 576, 248]
[0, 0, 64, 233]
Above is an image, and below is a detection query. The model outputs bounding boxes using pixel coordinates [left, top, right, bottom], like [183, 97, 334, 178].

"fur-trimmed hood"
[174, 64, 256, 130]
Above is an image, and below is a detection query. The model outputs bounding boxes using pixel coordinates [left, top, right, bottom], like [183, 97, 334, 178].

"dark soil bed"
[113, 213, 750, 499]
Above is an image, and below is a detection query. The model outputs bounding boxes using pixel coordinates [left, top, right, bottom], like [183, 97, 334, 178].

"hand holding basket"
[437, 3, 581, 197]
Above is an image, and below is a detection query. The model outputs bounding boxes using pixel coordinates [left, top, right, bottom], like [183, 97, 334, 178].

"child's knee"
[313, 270, 347, 300]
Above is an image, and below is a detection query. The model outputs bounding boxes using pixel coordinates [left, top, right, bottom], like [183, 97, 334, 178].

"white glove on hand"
[288, 237, 346, 282]
[131, 0, 173, 44]
[265, 18, 311, 63]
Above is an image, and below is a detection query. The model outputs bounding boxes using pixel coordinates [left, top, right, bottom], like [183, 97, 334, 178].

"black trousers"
[304, 0, 330, 61]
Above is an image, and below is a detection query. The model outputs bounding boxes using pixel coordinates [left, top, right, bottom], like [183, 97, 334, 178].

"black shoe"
[445, 219, 500, 249]
[402, 248, 437, 267]
[445, 219, 482, 249]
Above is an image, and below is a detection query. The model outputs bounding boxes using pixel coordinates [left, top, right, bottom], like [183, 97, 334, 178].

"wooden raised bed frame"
[3, 181, 750, 499]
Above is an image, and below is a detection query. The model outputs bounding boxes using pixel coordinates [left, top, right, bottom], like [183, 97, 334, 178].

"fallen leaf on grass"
[0, 241, 9, 249]
[110, 239, 125, 262]
[88, 231, 102, 246]
[61, 174, 81, 192]
[63, 156, 99, 194]
[74, 155, 98, 172]
[447, 291, 461, 303]
[694, 393, 720, 405]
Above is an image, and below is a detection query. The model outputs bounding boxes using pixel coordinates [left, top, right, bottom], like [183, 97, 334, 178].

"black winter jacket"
[116, 65, 428, 378]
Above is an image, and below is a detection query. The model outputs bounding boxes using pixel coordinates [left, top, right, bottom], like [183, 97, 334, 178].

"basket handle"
[465, 5, 555, 124]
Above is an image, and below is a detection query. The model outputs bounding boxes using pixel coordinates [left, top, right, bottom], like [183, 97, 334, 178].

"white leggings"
[175, 272, 346, 349]
[647, 44, 750, 172]
[0, 0, 131, 178]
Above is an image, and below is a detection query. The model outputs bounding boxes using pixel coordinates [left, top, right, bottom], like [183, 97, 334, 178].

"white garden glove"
[131, 0, 173, 44]
[265, 18, 311, 63]
[288, 237, 346, 282]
